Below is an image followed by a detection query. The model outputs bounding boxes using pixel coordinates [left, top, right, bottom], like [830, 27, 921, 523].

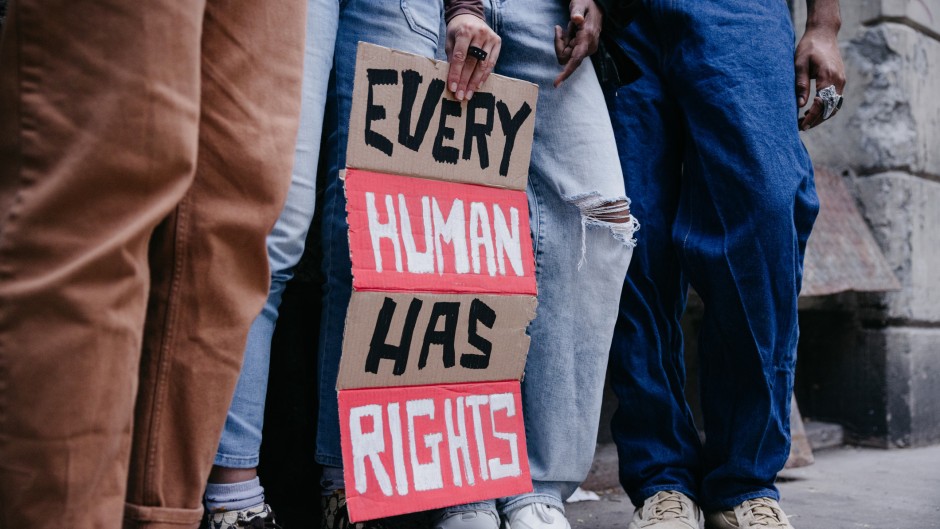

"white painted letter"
[399, 195, 435, 274]
[444, 397, 475, 487]
[350, 404, 393, 496]
[432, 197, 470, 274]
[487, 393, 521, 480]
[366, 192, 402, 273]
[465, 395, 490, 481]
[407, 399, 444, 491]
[469, 202, 497, 276]
[387, 402, 409, 496]
[493, 205, 524, 277]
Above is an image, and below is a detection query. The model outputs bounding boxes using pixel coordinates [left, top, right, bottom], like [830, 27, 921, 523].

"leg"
[211, 0, 339, 481]
[123, 1, 306, 526]
[665, 0, 817, 512]
[491, 0, 636, 513]
[0, 1, 203, 527]
[315, 0, 444, 470]
[605, 5, 704, 508]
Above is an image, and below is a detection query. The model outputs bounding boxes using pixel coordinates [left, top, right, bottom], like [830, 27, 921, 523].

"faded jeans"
[214, 0, 338, 469]
[317, 0, 636, 514]
[605, 0, 818, 512]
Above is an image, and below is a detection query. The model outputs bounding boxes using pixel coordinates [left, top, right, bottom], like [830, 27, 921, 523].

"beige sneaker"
[705, 497, 793, 529]
[628, 491, 702, 529]
[205, 502, 281, 528]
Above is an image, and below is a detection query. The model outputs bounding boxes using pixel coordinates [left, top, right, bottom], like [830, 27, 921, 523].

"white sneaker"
[434, 510, 501, 529]
[628, 491, 702, 529]
[705, 497, 793, 529]
[205, 502, 280, 528]
[503, 503, 571, 529]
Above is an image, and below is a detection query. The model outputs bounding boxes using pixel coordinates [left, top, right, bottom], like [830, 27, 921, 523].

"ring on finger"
[468, 45, 488, 61]
[817, 84, 844, 120]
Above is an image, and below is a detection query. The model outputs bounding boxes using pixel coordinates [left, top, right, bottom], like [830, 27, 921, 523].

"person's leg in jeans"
[492, 0, 636, 523]
[316, 0, 443, 523]
[202, 0, 338, 523]
[435, 2, 636, 528]
[0, 1, 205, 525]
[123, 1, 306, 527]
[607, 0, 817, 516]
[0, 0, 305, 527]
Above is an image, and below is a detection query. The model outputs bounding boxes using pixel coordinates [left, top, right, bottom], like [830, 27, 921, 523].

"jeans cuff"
[213, 453, 260, 469]
[634, 484, 700, 509]
[702, 488, 780, 513]
[499, 492, 565, 514]
[315, 452, 344, 468]
[442, 500, 498, 516]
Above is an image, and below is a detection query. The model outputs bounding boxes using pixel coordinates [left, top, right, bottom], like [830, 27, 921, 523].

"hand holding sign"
[446, 14, 502, 101]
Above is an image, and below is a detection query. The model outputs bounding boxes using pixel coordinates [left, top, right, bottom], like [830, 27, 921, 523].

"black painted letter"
[418, 302, 460, 369]
[463, 92, 495, 170]
[462, 298, 496, 369]
[496, 100, 533, 177]
[432, 99, 462, 165]
[365, 68, 398, 157]
[399, 70, 446, 152]
[365, 297, 424, 375]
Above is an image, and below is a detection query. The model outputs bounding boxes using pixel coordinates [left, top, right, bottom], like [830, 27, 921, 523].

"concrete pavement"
[566, 445, 940, 529]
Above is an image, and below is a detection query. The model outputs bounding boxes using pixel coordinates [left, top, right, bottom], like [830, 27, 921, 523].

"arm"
[796, 0, 846, 130]
[444, 0, 502, 101]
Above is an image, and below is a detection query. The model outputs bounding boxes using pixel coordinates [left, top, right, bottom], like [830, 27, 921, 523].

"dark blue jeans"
[605, 0, 818, 513]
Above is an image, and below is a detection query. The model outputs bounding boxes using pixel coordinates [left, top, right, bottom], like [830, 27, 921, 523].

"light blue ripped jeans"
[213, 0, 338, 469]
[317, 0, 636, 516]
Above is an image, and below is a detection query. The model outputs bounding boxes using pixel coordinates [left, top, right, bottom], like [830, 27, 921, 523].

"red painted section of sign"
[339, 381, 532, 522]
[346, 169, 537, 295]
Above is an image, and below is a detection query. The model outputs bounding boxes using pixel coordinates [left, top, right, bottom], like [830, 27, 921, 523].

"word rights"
[338, 42, 539, 522]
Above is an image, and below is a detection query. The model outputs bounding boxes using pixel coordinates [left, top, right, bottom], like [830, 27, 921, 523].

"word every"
[344, 390, 524, 496]
[364, 68, 533, 176]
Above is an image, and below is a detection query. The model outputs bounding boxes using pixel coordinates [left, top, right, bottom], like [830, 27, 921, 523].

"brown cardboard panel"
[338, 292, 536, 390]
[347, 42, 537, 191]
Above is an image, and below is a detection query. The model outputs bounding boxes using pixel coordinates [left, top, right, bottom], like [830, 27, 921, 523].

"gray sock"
[204, 477, 265, 513]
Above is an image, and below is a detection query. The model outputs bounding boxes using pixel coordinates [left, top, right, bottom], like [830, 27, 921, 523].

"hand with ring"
[446, 14, 502, 101]
[795, 13, 846, 130]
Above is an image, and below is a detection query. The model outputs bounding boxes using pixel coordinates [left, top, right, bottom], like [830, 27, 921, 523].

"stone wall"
[793, 1, 940, 447]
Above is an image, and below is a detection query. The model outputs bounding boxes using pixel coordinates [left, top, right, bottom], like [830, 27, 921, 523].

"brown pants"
[0, 0, 306, 527]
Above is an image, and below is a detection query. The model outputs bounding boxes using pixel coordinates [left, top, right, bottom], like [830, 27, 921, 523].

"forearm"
[445, 0, 485, 23]
[805, 0, 841, 34]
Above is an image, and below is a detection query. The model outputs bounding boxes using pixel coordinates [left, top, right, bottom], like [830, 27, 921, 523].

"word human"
[365, 192, 525, 278]
[349, 393, 522, 496]
[364, 68, 533, 176]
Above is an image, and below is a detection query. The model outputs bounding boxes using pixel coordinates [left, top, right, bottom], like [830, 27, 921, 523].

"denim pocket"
[401, 0, 443, 45]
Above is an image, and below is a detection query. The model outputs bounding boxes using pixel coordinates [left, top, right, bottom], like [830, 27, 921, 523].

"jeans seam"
[400, 0, 440, 46]
[142, 193, 192, 504]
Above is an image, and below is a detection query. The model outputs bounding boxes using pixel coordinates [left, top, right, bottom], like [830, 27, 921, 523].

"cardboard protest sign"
[339, 381, 530, 521]
[345, 168, 537, 295]
[339, 42, 539, 522]
[338, 292, 536, 389]
[346, 43, 537, 190]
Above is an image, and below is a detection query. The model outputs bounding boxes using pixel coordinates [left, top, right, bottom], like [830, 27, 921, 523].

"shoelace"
[646, 491, 686, 521]
[740, 498, 786, 527]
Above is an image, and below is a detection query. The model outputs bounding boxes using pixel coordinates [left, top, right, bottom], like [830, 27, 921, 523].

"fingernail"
[457, 90, 464, 100]
[799, 97, 805, 106]
[466, 90, 474, 100]
[451, 82, 458, 93]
